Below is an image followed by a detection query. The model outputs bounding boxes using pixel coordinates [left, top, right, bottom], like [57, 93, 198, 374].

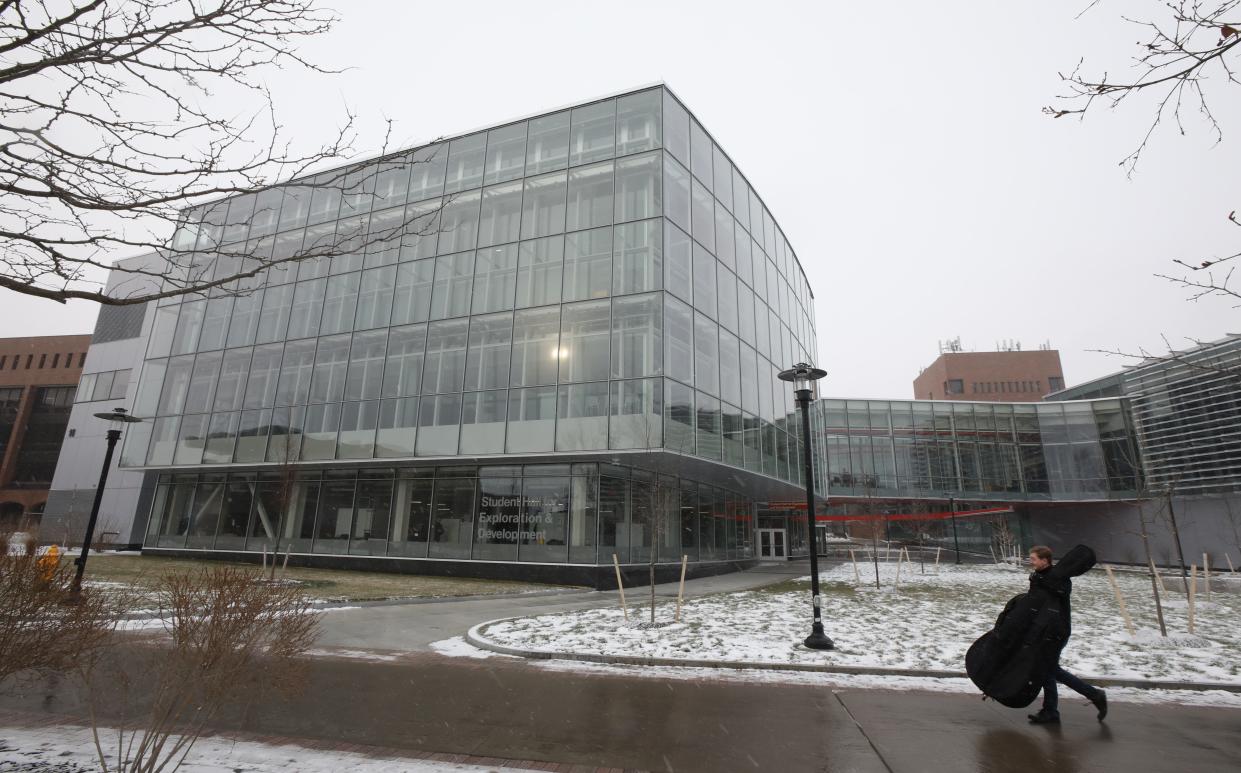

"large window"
[558, 300, 610, 383]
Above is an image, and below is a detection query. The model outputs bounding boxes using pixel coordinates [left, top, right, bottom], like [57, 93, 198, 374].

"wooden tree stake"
[1188, 563, 1197, 635]
[849, 550, 861, 583]
[1104, 565, 1135, 637]
[674, 555, 688, 622]
[1203, 552, 1211, 601]
[612, 554, 629, 621]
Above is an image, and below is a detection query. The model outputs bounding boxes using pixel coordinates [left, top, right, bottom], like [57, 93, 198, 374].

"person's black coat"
[965, 545, 1096, 708]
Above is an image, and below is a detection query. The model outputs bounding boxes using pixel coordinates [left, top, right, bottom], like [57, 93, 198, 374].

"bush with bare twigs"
[0, 535, 119, 686]
[87, 566, 318, 773]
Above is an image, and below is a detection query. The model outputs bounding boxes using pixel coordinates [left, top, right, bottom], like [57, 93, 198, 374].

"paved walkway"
[313, 562, 804, 652]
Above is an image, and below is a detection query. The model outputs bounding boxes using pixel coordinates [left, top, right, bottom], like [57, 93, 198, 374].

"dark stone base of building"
[141, 547, 757, 589]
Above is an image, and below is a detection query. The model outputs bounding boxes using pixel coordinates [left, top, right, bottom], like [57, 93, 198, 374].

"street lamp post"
[778, 363, 833, 651]
[69, 407, 142, 602]
[947, 493, 961, 565]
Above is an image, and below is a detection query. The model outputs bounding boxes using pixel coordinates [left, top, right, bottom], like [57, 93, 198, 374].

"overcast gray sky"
[3, 1, 1236, 398]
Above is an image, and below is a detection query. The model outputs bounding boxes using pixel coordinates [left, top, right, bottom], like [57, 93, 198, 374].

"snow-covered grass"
[479, 562, 1241, 685]
[0, 723, 510, 772]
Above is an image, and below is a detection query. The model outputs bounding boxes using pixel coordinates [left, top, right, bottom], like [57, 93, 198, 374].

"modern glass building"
[119, 86, 824, 584]
[817, 398, 1141, 501]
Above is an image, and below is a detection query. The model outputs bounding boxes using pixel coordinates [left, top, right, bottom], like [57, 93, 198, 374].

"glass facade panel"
[444, 133, 486, 194]
[558, 300, 610, 383]
[478, 181, 523, 247]
[464, 313, 513, 391]
[566, 161, 614, 232]
[376, 397, 418, 457]
[472, 244, 518, 314]
[417, 393, 461, 456]
[430, 251, 475, 320]
[515, 235, 563, 309]
[484, 122, 527, 185]
[615, 151, 661, 223]
[611, 293, 661, 379]
[569, 100, 615, 166]
[521, 171, 567, 239]
[613, 219, 661, 296]
[460, 390, 507, 454]
[506, 386, 556, 453]
[693, 312, 719, 396]
[556, 382, 608, 451]
[526, 111, 570, 175]
[430, 475, 475, 558]
[617, 89, 661, 155]
[422, 319, 469, 394]
[563, 227, 612, 302]
[691, 243, 716, 319]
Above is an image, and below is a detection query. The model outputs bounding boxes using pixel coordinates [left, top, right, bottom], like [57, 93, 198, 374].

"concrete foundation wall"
[1024, 494, 1241, 569]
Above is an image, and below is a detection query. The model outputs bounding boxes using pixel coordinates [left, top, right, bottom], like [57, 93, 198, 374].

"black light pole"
[779, 363, 833, 651]
[69, 407, 142, 602]
[947, 493, 961, 565]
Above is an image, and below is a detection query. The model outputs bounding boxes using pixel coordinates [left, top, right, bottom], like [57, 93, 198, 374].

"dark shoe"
[1091, 690, 1108, 722]
[1027, 709, 1061, 725]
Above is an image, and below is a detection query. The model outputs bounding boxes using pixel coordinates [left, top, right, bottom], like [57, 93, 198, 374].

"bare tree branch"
[0, 1, 446, 306]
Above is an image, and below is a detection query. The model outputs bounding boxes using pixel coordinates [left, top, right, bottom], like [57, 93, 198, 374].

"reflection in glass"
[376, 397, 418, 458]
[460, 390, 507, 454]
[566, 161, 614, 232]
[484, 122, 527, 185]
[514, 236, 563, 309]
[563, 226, 612, 302]
[617, 89, 661, 156]
[613, 219, 662, 296]
[472, 244, 518, 314]
[506, 386, 556, 453]
[556, 382, 608, 451]
[558, 300, 610, 383]
[526, 111, 569, 175]
[569, 100, 615, 166]
[510, 306, 560, 387]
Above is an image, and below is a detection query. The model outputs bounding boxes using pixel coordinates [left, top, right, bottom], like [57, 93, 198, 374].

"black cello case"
[964, 544, 1096, 708]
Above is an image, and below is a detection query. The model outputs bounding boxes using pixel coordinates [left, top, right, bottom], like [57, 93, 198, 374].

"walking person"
[1025, 545, 1108, 725]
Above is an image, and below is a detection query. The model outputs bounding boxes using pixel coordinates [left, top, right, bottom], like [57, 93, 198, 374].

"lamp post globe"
[69, 407, 143, 602]
[777, 363, 833, 651]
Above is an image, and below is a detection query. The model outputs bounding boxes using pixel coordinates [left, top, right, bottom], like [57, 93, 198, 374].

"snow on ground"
[430, 636, 512, 659]
[479, 562, 1241, 685]
[0, 724, 512, 772]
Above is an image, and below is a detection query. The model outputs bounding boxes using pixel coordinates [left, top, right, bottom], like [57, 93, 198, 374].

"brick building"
[912, 348, 1065, 402]
[0, 335, 91, 525]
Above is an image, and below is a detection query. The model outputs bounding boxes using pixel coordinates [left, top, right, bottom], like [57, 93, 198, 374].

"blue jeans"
[1042, 665, 1097, 713]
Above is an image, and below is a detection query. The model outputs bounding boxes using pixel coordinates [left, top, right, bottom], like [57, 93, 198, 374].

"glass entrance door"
[758, 528, 786, 559]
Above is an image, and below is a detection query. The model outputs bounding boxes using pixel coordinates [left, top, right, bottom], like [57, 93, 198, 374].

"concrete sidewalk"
[4, 650, 1238, 773]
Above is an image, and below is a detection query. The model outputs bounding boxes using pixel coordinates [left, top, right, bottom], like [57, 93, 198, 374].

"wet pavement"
[4, 650, 1239, 772]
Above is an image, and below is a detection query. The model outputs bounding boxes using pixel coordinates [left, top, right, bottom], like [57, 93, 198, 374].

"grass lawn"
[80, 552, 574, 602]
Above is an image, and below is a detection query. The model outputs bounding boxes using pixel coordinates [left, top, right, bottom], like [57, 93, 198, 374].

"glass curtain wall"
[122, 86, 820, 498]
[818, 398, 1140, 501]
[144, 463, 754, 564]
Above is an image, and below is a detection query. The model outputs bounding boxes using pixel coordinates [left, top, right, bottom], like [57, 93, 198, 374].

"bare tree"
[1047, 2, 1241, 304]
[0, 535, 121, 686]
[86, 565, 318, 773]
[0, 1, 440, 306]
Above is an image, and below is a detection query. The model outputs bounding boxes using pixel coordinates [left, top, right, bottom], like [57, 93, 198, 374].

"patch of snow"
[479, 563, 1241, 687]
[0, 723, 508, 771]
[304, 648, 400, 662]
[429, 636, 513, 659]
